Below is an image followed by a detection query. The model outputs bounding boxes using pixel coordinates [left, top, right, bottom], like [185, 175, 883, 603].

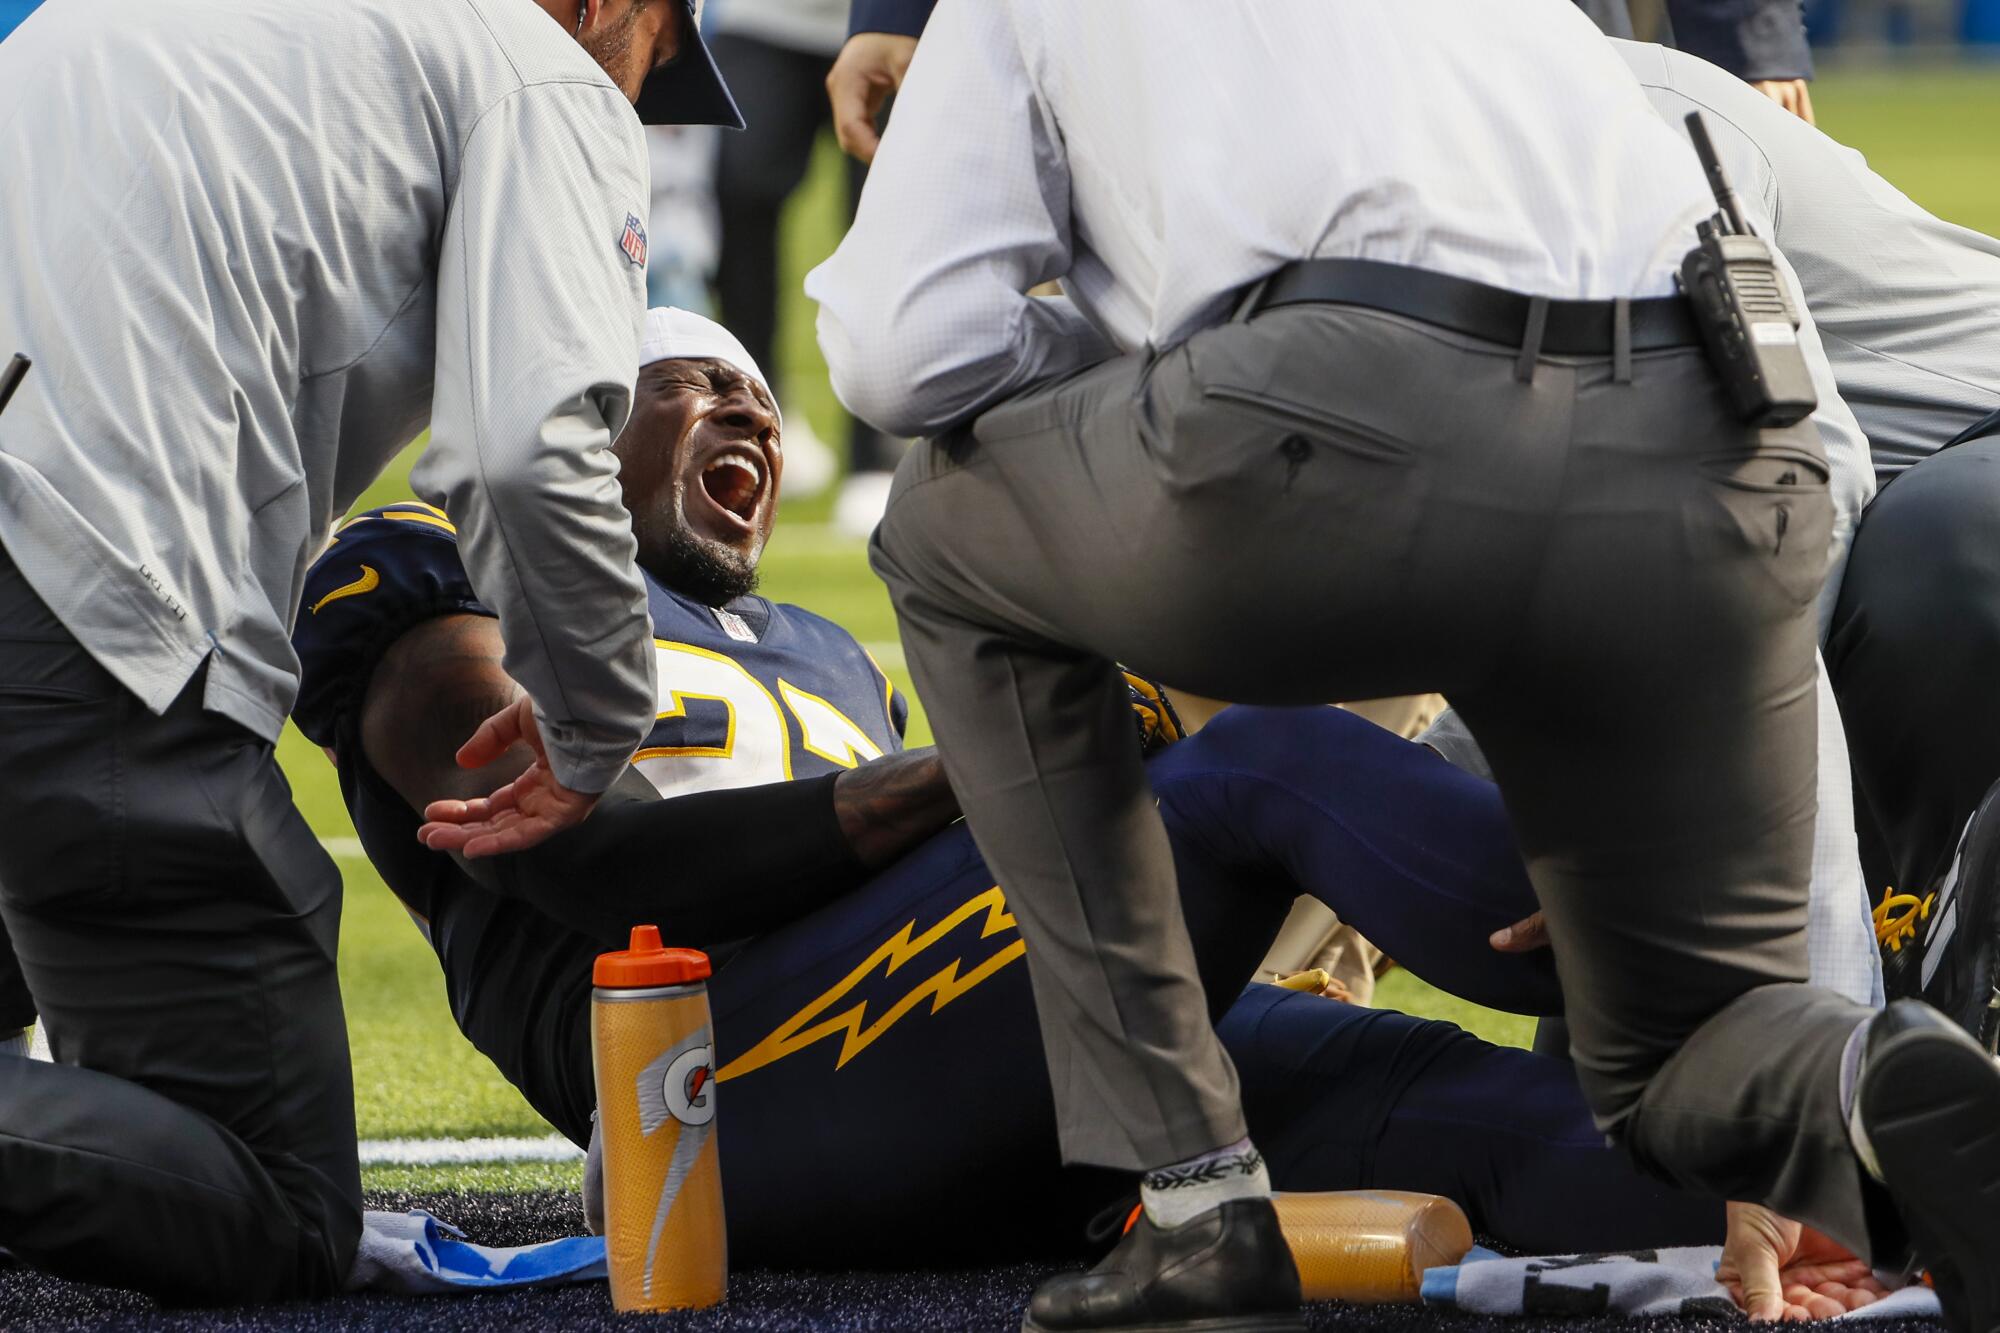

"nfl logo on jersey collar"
[712, 606, 757, 643]
[620, 214, 648, 268]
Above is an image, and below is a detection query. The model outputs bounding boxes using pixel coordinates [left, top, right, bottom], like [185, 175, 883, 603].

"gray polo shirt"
[1614, 40, 2000, 484]
[0, 0, 660, 792]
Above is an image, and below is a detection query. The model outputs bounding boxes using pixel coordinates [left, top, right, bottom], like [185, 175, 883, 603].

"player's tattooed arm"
[833, 747, 960, 869]
[361, 613, 531, 813]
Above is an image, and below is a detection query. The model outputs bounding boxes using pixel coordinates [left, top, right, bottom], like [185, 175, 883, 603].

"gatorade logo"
[636, 1027, 717, 1136]
[628, 1025, 720, 1302]
[662, 1045, 716, 1127]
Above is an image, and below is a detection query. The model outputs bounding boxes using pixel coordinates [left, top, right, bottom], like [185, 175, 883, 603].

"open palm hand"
[417, 694, 602, 857]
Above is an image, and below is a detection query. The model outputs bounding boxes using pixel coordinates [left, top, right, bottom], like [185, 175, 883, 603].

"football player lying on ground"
[294, 309, 1731, 1269]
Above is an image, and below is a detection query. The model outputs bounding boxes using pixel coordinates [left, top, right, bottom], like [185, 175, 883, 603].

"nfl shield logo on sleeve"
[619, 214, 648, 268]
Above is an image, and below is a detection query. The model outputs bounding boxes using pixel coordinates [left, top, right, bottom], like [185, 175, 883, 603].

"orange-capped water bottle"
[592, 926, 726, 1311]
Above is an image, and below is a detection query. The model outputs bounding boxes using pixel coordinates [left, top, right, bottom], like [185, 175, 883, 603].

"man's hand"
[1750, 78, 1816, 125]
[416, 695, 605, 857]
[1490, 910, 1550, 953]
[1718, 1202, 1887, 1322]
[827, 32, 917, 163]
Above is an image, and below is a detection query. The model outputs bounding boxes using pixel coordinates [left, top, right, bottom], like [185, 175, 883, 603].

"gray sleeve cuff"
[540, 715, 643, 796]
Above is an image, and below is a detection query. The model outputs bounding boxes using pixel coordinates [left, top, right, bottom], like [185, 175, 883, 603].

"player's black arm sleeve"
[463, 745, 960, 947]
[458, 768, 868, 950]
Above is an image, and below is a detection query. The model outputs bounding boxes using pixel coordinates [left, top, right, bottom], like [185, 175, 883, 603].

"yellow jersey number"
[633, 641, 885, 798]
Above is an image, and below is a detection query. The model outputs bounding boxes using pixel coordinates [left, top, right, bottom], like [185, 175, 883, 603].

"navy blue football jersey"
[293, 502, 908, 788]
[634, 574, 908, 797]
[292, 501, 485, 750]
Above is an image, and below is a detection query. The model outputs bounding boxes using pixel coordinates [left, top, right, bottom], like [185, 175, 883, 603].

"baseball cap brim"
[636, 1, 744, 128]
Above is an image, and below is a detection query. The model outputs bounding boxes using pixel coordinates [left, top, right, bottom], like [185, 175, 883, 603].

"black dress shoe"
[1879, 775, 2000, 1052]
[1855, 1000, 2000, 1333]
[1023, 1198, 1304, 1333]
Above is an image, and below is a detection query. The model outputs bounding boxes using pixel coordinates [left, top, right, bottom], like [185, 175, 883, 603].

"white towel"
[345, 1209, 606, 1295]
[1421, 1245, 1939, 1321]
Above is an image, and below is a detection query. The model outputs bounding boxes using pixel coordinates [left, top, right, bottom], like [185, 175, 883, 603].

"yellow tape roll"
[1273, 1190, 1473, 1304]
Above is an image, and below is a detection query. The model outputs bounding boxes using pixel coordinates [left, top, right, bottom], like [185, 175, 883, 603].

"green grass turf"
[1812, 65, 2000, 233]
[299, 68, 2000, 1150]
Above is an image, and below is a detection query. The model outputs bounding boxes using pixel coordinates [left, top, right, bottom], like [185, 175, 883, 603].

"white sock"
[1140, 1137, 1271, 1229]
[0, 1029, 26, 1060]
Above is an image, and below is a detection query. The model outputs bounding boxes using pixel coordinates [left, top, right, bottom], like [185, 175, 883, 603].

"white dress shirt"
[1614, 39, 2000, 481]
[809, 0, 1718, 438]
[0, 0, 659, 791]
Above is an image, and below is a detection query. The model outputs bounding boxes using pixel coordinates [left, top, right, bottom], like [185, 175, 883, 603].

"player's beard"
[654, 524, 760, 608]
[580, 0, 652, 96]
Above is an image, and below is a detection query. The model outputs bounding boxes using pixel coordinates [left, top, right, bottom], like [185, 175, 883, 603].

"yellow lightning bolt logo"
[715, 886, 1026, 1084]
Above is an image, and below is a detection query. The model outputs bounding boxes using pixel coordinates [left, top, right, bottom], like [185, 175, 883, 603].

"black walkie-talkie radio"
[0, 355, 28, 421]
[1677, 113, 1817, 427]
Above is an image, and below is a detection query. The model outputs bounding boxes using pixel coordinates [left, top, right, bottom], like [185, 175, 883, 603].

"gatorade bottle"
[592, 926, 727, 1312]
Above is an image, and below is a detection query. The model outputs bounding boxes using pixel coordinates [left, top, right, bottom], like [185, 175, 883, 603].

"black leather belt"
[1246, 258, 1700, 356]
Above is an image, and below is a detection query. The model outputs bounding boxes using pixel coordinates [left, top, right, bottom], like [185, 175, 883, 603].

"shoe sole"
[1022, 1316, 1304, 1333]
[1860, 1023, 2000, 1333]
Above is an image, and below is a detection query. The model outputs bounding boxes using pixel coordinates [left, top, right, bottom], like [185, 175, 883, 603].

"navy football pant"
[1151, 705, 1560, 1018]
[712, 707, 1693, 1263]
[406, 705, 1708, 1264]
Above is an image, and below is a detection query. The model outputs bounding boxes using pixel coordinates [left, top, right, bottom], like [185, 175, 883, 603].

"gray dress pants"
[0, 547, 361, 1303]
[870, 300, 1889, 1255]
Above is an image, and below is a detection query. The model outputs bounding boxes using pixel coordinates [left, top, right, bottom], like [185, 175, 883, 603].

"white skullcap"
[638, 307, 777, 425]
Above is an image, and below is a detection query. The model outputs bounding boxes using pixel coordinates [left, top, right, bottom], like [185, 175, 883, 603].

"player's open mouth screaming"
[700, 447, 766, 527]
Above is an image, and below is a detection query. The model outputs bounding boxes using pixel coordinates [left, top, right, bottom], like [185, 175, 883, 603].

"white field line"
[323, 836, 367, 859]
[359, 1135, 583, 1166]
